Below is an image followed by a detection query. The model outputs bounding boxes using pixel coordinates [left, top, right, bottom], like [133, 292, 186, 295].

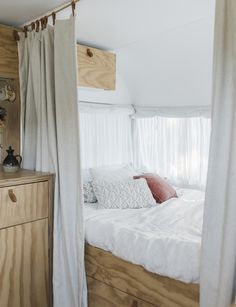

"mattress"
[84, 188, 205, 284]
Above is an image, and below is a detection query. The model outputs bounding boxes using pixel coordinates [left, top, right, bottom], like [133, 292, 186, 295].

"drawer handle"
[8, 189, 17, 203]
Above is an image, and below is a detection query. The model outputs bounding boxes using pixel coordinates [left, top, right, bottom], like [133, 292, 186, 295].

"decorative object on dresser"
[0, 169, 54, 307]
[0, 75, 20, 164]
[2, 146, 22, 173]
[0, 84, 16, 102]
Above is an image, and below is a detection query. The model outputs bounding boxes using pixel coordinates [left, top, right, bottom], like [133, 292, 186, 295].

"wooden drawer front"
[0, 181, 49, 228]
[87, 277, 156, 307]
[0, 219, 49, 307]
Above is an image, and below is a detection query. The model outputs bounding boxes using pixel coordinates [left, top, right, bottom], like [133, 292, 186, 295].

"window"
[133, 116, 211, 188]
[80, 111, 133, 169]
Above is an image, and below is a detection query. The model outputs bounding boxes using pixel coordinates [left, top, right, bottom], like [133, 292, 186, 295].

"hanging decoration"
[0, 84, 16, 102]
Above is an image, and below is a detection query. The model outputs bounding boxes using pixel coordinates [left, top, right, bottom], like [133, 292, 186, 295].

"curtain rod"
[13, 0, 80, 40]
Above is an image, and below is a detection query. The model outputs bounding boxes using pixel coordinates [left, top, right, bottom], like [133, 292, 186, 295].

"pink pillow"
[133, 173, 177, 203]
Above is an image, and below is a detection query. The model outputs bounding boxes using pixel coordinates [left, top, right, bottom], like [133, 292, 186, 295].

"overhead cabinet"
[77, 44, 116, 90]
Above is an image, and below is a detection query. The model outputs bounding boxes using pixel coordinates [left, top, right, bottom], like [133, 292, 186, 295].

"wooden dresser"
[0, 169, 53, 307]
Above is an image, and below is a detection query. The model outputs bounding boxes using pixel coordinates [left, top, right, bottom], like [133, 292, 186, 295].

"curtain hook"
[40, 17, 45, 30]
[31, 22, 35, 31]
[52, 12, 56, 26]
[23, 26, 28, 38]
[44, 16, 48, 28]
[13, 30, 20, 41]
[35, 20, 40, 32]
[71, 1, 76, 16]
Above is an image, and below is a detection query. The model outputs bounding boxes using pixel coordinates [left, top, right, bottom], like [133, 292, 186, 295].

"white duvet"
[84, 188, 205, 284]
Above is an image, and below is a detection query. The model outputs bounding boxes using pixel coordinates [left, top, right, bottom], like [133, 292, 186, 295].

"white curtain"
[18, 17, 87, 307]
[201, 1, 236, 306]
[134, 116, 211, 189]
[79, 103, 133, 169]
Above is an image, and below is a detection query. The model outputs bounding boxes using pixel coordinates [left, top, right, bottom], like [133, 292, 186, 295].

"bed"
[84, 188, 204, 306]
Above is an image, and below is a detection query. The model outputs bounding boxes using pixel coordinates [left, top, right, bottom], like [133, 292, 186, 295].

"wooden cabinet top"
[0, 168, 53, 187]
[77, 44, 116, 90]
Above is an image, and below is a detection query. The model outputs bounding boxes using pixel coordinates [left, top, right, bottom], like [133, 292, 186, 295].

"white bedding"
[84, 188, 205, 284]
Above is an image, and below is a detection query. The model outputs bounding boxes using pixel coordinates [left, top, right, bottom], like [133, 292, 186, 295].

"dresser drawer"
[0, 181, 49, 229]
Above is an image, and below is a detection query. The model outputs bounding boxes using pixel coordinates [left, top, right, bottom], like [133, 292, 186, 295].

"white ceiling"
[0, 0, 215, 50]
[0, 0, 215, 107]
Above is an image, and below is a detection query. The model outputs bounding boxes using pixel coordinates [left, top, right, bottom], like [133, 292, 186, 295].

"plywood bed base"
[85, 244, 199, 307]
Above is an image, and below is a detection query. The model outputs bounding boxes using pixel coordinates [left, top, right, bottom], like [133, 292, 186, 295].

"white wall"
[78, 70, 132, 105]
[117, 18, 214, 107]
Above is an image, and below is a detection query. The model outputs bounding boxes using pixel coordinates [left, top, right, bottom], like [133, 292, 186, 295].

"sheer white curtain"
[18, 17, 87, 307]
[133, 115, 211, 188]
[201, 1, 236, 306]
[79, 103, 134, 169]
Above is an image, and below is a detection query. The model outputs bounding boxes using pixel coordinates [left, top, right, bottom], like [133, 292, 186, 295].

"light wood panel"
[87, 277, 155, 307]
[0, 24, 19, 78]
[77, 44, 116, 90]
[0, 219, 49, 307]
[0, 24, 20, 161]
[0, 181, 49, 229]
[0, 168, 52, 187]
[85, 244, 199, 307]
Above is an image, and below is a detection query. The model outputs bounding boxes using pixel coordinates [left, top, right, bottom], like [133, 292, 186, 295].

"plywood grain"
[77, 44, 116, 90]
[87, 277, 156, 307]
[0, 219, 49, 307]
[0, 181, 49, 229]
[0, 25, 19, 78]
[0, 168, 52, 187]
[85, 244, 200, 307]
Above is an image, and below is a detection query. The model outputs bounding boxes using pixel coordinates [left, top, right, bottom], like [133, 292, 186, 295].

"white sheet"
[84, 188, 204, 284]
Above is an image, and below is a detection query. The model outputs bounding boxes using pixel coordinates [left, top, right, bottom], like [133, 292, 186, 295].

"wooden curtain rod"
[13, 0, 80, 40]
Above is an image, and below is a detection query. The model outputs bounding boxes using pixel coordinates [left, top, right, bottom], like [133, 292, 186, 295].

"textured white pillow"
[92, 178, 156, 209]
[83, 182, 97, 203]
[91, 165, 136, 182]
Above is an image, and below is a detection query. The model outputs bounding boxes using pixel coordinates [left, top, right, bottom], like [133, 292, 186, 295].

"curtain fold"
[133, 116, 211, 188]
[200, 1, 236, 306]
[18, 17, 87, 307]
[79, 110, 133, 169]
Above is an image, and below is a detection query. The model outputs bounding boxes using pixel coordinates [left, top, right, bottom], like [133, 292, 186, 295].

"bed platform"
[85, 244, 199, 307]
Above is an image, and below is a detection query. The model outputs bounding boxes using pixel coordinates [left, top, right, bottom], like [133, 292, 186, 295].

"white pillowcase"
[90, 165, 136, 182]
[92, 178, 156, 209]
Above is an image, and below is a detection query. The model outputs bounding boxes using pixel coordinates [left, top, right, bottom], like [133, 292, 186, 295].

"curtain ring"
[71, 1, 76, 16]
[23, 26, 27, 38]
[52, 12, 56, 26]
[31, 22, 35, 31]
[35, 20, 40, 32]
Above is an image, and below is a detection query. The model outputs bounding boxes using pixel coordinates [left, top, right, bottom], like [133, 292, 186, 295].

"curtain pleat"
[79, 111, 133, 169]
[200, 1, 236, 306]
[133, 116, 211, 188]
[18, 17, 87, 307]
